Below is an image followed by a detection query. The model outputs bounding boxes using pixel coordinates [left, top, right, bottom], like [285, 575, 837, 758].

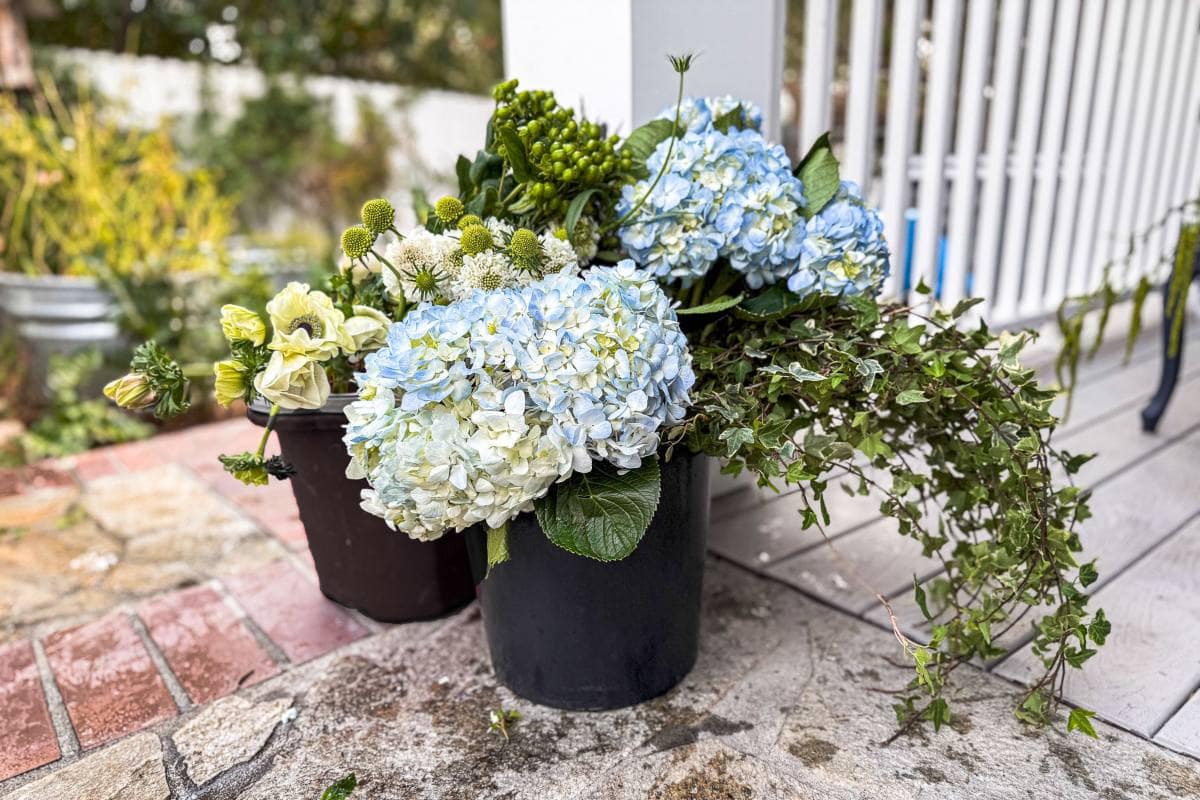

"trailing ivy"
[664, 293, 1103, 734]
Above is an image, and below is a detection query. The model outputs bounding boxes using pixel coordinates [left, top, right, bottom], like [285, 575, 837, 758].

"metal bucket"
[0, 273, 124, 403]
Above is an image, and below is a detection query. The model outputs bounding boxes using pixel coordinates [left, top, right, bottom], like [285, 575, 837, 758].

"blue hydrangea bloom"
[342, 262, 694, 539]
[786, 181, 891, 299]
[618, 126, 806, 288]
[659, 95, 763, 133]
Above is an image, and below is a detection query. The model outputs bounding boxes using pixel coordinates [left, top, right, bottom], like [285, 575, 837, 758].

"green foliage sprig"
[128, 341, 192, 419]
[665, 292, 1103, 735]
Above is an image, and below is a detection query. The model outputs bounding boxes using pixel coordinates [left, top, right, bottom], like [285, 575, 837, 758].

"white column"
[501, 0, 786, 137]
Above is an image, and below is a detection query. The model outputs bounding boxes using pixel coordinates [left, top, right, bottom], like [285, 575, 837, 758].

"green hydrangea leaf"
[620, 118, 675, 166]
[796, 132, 840, 216]
[535, 459, 661, 562]
[711, 103, 745, 133]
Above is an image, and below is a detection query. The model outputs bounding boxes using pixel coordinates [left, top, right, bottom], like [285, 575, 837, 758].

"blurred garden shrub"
[28, 0, 503, 94]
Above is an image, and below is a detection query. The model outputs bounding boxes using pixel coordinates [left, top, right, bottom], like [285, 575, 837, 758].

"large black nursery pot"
[247, 396, 475, 623]
[466, 451, 710, 710]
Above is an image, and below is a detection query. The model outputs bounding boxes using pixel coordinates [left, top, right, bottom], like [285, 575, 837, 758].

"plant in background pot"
[104, 200, 476, 623]
[340, 57, 1109, 736]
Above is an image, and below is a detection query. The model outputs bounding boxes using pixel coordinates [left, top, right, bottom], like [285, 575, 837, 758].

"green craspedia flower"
[341, 225, 374, 259]
[434, 196, 466, 225]
[457, 214, 483, 230]
[460, 224, 494, 256]
[508, 229, 542, 260]
[360, 198, 395, 234]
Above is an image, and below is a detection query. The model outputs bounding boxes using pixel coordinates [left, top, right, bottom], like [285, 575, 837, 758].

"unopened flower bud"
[104, 373, 157, 410]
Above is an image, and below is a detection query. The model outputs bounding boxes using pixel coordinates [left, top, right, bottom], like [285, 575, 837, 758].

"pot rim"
[248, 393, 357, 417]
[0, 272, 105, 288]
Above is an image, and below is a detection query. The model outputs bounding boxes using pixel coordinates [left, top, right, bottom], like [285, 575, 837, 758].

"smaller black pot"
[466, 452, 709, 710]
[248, 397, 475, 623]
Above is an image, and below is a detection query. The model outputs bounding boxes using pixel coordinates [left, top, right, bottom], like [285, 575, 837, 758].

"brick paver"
[223, 560, 367, 664]
[139, 585, 279, 705]
[0, 641, 61, 781]
[42, 612, 178, 749]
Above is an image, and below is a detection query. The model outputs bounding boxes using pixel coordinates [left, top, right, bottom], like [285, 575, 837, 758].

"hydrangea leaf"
[796, 132, 840, 216]
[676, 294, 744, 316]
[536, 459, 661, 562]
[711, 103, 746, 133]
[737, 284, 836, 321]
[621, 118, 675, 166]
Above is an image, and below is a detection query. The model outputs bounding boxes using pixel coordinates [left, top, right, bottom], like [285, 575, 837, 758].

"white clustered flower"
[457, 251, 516, 295]
[541, 233, 579, 275]
[382, 229, 460, 302]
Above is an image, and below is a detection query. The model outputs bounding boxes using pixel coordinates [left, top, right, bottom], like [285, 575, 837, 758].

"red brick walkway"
[0, 420, 388, 783]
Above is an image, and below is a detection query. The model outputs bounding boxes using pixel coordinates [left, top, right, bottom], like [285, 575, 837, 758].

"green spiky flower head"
[360, 198, 396, 234]
[508, 229, 541, 260]
[341, 226, 374, 260]
[457, 214, 483, 230]
[460, 224, 494, 256]
[434, 195, 466, 225]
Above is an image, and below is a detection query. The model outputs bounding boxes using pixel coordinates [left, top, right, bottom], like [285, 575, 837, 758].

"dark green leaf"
[711, 103, 745, 133]
[736, 284, 837, 321]
[796, 132, 840, 215]
[1078, 561, 1098, 588]
[496, 125, 532, 184]
[564, 188, 600, 235]
[914, 578, 932, 622]
[923, 697, 950, 732]
[951, 297, 985, 318]
[321, 774, 357, 800]
[620, 118, 675, 165]
[1088, 608, 1111, 645]
[535, 459, 661, 562]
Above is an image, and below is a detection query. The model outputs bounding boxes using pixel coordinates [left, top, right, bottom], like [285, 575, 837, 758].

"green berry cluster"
[491, 79, 634, 216]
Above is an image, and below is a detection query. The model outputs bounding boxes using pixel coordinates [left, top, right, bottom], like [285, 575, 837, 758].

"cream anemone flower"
[253, 351, 331, 410]
[265, 282, 355, 361]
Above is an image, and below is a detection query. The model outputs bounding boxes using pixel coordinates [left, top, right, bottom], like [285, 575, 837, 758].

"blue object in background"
[901, 207, 954, 299]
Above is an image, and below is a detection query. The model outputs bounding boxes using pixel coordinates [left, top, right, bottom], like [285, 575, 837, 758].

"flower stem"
[606, 65, 689, 233]
[256, 404, 279, 458]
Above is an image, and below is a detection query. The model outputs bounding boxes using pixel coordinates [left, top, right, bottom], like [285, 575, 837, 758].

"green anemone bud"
[508, 228, 542, 260]
[457, 214, 483, 230]
[460, 224, 494, 256]
[341, 225, 374, 259]
[434, 195, 466, 224]
[104, 373, 156, 411]
[360, 198, 395, 234]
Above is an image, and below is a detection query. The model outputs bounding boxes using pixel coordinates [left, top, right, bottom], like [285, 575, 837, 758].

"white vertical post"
[1103, 1, 1167, 286]
[992, 0, 1053, 321]
[1067, 0, 1128, 297]
[1017, 0, 1080, 317]
[1089, 0, 1149, 287]
[971, 0, 1026, 316]
[911, 0, 962, 298]
[843, 0, 884, 190]
[879, 0, 925, 300]
[501, 0, 786, 136]
[801, 0, 838, 147]
[943, 0, 995, 308]
[1134, 0, 1191, 272]
[1043, 0, 1104, 304]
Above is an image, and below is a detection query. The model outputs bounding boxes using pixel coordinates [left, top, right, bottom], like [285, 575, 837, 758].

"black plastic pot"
[247, 397, 475, 623]
[466, 452, 709, 710]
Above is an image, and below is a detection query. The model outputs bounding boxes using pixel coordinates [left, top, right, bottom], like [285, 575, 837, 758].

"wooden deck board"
[1155, 689, 1200, 760]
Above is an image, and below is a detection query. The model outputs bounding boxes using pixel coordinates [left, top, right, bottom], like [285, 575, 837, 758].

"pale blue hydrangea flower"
[660, 95, 764, 133]
[343, 262, 693, 540]
[618, 126, 806, 288]
[786, 181, 890, 299]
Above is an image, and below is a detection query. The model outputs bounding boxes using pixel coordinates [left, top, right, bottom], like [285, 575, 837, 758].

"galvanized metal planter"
[247, 396, 476, 624]
[0, 273, 124, 402]
[466, 452, 711, 710]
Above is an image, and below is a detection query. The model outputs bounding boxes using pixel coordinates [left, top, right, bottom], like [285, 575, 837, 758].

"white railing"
[801, 0, 1200, 324]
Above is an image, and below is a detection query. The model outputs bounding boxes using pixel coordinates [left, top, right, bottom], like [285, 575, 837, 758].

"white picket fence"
[802, 0, 1200, 324]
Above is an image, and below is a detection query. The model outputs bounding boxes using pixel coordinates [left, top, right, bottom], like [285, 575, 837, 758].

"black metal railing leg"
[1140, 253, 1199, 433]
